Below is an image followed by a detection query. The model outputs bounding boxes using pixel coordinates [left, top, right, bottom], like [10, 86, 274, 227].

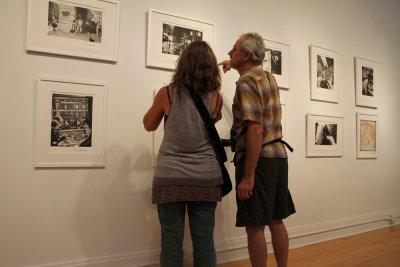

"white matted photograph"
[306, 113, 343, 157]
[310, 44, 339, 103]
[263, 39, 290, 89]
[355, 57, 378, 108]
[27, 0, 120, 62]
[356, 113, 378, 159]
[146, 8, 215, 70]
[35, 78, 107, 167]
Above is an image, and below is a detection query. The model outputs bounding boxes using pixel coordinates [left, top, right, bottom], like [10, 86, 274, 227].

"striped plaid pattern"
[232, 67, 287, 161]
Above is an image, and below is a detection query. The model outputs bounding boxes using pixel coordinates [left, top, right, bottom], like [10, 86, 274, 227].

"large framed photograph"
[263, 39, 290, 89]
[310, 44, 338, 103]
[34, 78, 107, 167]
[356, 113, 378, 159]
[27, 0, 120, 62]
[355, 57, 378, 108]
[306, 113, 343, 157]
[146, 8, 215, 70]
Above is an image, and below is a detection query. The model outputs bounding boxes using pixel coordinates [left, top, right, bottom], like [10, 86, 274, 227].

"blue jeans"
[157, 201, 217, 267]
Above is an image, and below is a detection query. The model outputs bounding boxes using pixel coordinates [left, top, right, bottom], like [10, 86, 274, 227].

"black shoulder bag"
[187, 88, 232, 197]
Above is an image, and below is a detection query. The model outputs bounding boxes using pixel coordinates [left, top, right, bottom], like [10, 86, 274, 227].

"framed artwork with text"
[35, 78, 107, 167]
[356, 113, 378, 159]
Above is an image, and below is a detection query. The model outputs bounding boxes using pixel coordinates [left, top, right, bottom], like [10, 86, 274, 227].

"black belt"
[233, 139, 294, 165]
[262, 139, 294, 153]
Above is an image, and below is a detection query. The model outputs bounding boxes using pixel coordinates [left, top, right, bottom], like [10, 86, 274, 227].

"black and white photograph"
[35, 78, 107, 167]
[355, 57, 378, 108]
[50, 94, 93, 148]
[361, 66, 374, 96]
[317, 55, 334, 90]
[47, 1, 103, 44]
[306, 113, 343, 157]
[263, 39, 290, 89]
[310, 45, 338, 103]
[314, 122, 337, 145]
[27, 0, 120, 62]
[263, 48, 282, 75]
[162, 23, 203, 55]
[147, 9, 215, 69]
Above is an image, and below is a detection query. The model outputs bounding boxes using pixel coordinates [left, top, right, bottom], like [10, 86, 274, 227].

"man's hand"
[218, 60, 231, 73]
[237, 176, 254, 200]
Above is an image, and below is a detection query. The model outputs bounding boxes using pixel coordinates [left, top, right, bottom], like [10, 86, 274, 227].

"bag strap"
[186, 88, 227, 163]
[186, 87, 232, 197]
[166, 85, 172, 105]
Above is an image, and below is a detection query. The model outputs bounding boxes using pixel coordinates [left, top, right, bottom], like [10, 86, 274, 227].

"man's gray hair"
[240, 32, 265, 66]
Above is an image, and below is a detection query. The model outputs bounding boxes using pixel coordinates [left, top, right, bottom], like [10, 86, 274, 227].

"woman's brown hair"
[171, 41, 221, 97]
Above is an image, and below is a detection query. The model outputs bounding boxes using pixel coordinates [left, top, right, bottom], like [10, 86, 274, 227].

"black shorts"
[235, 157, 296, 227]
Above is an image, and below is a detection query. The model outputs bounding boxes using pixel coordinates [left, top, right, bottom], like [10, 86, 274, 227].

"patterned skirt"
[152, 184, 222, 204]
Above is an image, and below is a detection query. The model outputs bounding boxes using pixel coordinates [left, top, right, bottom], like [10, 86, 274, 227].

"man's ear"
[243, 51, 252, 62]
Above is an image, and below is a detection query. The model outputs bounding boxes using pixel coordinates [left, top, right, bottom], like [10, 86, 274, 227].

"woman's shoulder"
[156, 85, 173, 100]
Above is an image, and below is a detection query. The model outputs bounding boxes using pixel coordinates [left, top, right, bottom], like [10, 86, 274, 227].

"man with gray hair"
[219, 33, 295, 267]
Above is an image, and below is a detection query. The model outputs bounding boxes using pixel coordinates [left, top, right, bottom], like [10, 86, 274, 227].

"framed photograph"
[356, 113, 378, 158]
[146, 8, 215, 70]
[355, 57, 378, 108]
[35, 78, 107, 167]
[27, 0, 120, 62]
[310, 44, 338, 103]
[306, 113, 343, 157]
[263, 39, 290, 89]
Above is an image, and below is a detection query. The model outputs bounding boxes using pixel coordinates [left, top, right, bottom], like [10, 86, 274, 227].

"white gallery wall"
[1, 0, 399, 266]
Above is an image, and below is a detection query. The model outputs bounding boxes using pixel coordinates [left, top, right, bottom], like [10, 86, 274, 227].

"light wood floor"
[218, 225, 400, 267]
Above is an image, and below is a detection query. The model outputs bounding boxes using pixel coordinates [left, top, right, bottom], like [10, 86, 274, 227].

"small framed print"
[263, 39, 290, 89]
[355, 57, 378, 108]
[146, 8, 215, 70]
[306, 113, 344, 157]
[356, 113, 378, 159]
[310, 44, 339, 103]
[34, 78, 107, 167]
[27, 0, 120, 62]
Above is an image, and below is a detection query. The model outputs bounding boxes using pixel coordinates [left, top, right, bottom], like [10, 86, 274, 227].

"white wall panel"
[0, 0, 399, 266]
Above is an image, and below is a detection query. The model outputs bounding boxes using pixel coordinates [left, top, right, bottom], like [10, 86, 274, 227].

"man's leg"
[246, 225, 267, 267]
[268, 220, 288, 267]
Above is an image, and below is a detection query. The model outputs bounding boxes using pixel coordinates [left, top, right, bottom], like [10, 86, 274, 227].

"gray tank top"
[153, 86, 223, 187]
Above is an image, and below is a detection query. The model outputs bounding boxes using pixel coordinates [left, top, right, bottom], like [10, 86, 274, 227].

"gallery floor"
[219, 225, 400, 267]
[144, 225, 400, 266]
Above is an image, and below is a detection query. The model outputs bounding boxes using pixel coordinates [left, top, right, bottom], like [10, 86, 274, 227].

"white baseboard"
[29, 209, 400, 267]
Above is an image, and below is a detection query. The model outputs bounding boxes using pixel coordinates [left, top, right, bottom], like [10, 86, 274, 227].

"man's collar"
[240, 65, 261, 76]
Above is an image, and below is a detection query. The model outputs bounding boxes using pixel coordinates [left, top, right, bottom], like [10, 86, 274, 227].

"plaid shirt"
[232, 66, 287, 161]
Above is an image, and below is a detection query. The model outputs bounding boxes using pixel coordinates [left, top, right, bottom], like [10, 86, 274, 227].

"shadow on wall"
[70, 95, 237, 265]
[72, 142, 160, 263]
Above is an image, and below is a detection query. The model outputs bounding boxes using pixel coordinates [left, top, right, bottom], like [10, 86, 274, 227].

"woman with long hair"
[143, 41, 223, 267]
